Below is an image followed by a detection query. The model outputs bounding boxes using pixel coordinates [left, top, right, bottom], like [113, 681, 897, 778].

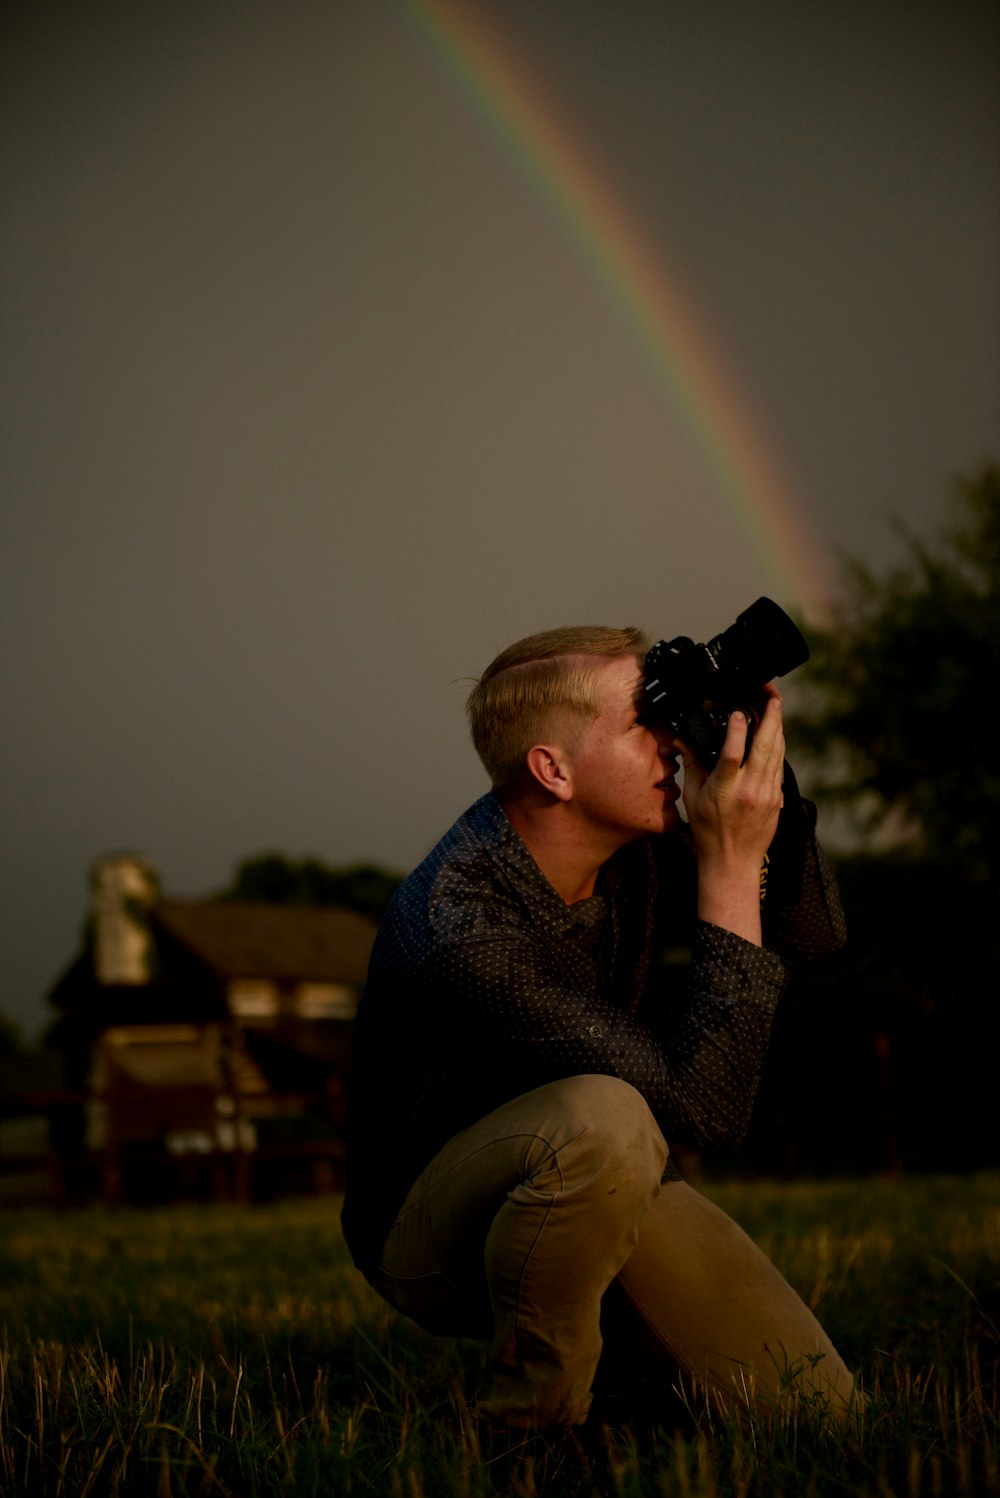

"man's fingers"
[676, 737, 707, 815]
[741, 695, 785, 777]
[713, 709, 751, 774]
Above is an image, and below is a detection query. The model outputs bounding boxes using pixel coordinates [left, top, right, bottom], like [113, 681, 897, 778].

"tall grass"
[1, 1175, 997, 1495]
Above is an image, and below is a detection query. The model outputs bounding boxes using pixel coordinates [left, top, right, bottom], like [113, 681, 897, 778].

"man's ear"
[524, 744, 574, 802]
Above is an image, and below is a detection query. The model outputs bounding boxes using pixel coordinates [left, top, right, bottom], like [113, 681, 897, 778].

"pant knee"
[527, 1075, 667, 1197]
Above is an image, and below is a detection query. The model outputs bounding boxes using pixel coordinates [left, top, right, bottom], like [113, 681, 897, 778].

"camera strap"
[760, 760, 813, 907]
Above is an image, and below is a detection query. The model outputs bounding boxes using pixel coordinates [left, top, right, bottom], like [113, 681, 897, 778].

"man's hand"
[679, 685, 785, 945]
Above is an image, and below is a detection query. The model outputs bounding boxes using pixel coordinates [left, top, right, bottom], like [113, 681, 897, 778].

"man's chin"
[657, 804, 683, 835]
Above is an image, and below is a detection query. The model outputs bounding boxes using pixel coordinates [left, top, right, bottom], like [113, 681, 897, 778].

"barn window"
[228, 980, 280, 1018]
[295, 983, 356, 1019]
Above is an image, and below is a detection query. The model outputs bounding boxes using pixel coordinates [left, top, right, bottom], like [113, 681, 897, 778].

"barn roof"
[153, 901, 378, 985]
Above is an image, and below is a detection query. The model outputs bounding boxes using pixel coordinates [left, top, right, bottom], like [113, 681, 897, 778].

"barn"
[36, 853, 378, 1204]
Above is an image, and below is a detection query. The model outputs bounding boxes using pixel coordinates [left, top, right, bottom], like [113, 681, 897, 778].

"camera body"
[642, 597, 808, 768]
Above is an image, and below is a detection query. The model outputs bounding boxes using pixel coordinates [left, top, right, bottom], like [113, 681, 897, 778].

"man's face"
[562, 655, 682, 844]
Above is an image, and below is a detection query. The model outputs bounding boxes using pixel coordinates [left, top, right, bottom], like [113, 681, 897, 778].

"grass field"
[1, 1174, 998, 1496]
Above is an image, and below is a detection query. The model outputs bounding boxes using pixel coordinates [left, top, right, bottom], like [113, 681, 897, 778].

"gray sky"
[2, 0, 998, 1040]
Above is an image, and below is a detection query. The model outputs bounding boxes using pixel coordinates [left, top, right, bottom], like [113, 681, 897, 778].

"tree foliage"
[767, 468, 1000, 1171]
[218, 854, 403, 922]
[790, 462, 1000, 884]
[0, 1009, 23, 1056]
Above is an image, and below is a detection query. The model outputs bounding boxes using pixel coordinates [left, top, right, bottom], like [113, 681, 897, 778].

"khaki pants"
[369, 1075, 856, 1428]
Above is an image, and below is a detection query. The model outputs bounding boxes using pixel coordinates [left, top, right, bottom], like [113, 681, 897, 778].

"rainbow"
[395, 0, 834, 612]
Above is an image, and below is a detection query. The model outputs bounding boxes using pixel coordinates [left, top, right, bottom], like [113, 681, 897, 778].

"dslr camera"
[642, 597, 808, 769]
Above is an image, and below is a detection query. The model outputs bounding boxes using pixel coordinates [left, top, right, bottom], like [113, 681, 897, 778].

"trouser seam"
[615, 1274, 702, 1385]
[391, 1125, 585, 1231]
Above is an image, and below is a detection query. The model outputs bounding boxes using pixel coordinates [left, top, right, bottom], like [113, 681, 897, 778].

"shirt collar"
[469, 791, 631, 927]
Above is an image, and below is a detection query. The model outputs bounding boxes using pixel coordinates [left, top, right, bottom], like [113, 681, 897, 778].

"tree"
[774, 464, 1000, 1171]
[0, 1010, 23, 1056]
[790, 462, 1000, 885]
[218, 854, 403, 922]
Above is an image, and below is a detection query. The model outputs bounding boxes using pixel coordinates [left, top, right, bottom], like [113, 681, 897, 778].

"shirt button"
[589, 1024, 602, 1038]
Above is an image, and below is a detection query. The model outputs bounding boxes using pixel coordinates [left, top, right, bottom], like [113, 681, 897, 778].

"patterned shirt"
[341, 792, 845, 1270]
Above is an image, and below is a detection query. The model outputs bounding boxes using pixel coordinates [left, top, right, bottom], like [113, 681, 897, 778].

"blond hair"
[466, 625, 650, 792]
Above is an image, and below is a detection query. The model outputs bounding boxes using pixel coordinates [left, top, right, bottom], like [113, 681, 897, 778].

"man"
[341, 625, 856, 1430]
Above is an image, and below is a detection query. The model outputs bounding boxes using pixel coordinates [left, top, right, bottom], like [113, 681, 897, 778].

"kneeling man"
[342, 624, 856, 1429]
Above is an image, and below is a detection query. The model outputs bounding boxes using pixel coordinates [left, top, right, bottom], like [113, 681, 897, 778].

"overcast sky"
[2, 0, 998, 1039]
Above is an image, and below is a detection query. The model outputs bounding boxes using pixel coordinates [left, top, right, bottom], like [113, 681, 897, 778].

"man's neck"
[500, 795, 619, 905]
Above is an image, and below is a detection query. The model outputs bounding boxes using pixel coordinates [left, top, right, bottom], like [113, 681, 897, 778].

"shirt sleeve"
[763, 824, 848, 961]
[425, 918, 786, 1151]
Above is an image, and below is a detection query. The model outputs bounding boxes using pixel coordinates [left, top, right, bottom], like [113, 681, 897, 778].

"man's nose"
[653, 727, 678, 759]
